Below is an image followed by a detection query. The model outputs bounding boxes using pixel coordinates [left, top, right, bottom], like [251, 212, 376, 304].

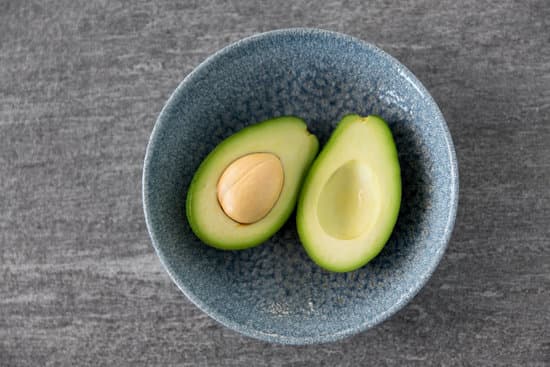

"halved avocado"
[186, 116, 319, 250]
[297, 115, 401, 272]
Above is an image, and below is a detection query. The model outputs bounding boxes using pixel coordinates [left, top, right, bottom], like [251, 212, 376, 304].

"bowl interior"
[143, 29, 457, 344]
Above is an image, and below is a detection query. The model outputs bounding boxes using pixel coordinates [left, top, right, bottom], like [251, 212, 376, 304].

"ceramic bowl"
[143, 28, 458, 344]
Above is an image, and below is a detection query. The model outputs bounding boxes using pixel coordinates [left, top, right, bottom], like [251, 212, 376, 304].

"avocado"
[186, 116, 319, 250]
[297, 115, 401, 272]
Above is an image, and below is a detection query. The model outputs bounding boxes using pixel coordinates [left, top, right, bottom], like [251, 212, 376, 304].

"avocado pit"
[217, 152, 284, 224]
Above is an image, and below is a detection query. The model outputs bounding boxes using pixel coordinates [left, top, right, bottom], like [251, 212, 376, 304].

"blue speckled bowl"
[143, 28, 458, 344]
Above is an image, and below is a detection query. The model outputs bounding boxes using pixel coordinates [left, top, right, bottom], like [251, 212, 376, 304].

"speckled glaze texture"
[143, 29, 458, 344]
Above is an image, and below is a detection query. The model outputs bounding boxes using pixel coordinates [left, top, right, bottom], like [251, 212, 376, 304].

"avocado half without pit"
[186, 116, 319, 250]
[297, 115, 402, 272]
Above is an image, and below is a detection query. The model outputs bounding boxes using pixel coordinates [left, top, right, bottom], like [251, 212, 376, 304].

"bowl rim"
[142, 27, 459, 345]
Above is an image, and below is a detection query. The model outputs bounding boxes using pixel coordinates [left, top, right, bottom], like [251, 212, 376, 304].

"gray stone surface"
[1, 0, 548, 365]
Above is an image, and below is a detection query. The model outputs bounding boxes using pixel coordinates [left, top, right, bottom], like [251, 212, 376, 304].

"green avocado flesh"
[186, 116, 319, 250]
[297, 115, 401, 272]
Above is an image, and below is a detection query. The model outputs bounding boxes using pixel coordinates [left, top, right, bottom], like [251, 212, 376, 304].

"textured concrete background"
[1, 0, 549, 366]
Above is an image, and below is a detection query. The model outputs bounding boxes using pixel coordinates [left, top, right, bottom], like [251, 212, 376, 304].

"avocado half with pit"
[297, 115, 401, 272]
[186, 116, 319, 250]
